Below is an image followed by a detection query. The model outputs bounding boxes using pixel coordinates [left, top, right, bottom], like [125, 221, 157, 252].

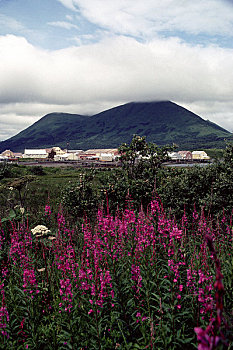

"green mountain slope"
[0, 101, 232, 152]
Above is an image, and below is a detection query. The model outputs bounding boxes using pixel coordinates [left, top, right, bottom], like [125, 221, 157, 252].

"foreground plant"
[0, 198, 232, 349]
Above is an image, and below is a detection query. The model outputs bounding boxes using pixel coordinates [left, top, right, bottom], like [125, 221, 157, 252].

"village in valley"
[0, 146, 210, 163]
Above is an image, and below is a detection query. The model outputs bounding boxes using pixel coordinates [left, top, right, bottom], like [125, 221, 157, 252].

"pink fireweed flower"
[136, 312, 148, 323]
[23, 268, 38, 297]
[59, 278, 73, 312]
[194, 327, 220, 350]
[0, 288, 9, 339]
[131, 264, 142, 293]
[45, 204, 51, 216]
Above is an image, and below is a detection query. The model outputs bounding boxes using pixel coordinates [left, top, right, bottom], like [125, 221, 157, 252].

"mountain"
[0, 101, 232, 152]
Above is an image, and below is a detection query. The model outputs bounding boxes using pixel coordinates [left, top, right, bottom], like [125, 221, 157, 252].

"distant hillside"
[0, 101, 232, 152]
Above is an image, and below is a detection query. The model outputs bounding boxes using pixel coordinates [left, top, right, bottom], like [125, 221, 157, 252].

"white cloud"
[57, 0, 233, 38]
[57, 0, 78, 11]
[48, 21, 79, 30]
[65, 14, 74, 21]
[179, 100, 233, 132]
[1, 33, 233, 139]
[0, 14, 25, 32]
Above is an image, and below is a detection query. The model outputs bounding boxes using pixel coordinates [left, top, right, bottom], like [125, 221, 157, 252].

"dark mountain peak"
[0, 101, 232, 152]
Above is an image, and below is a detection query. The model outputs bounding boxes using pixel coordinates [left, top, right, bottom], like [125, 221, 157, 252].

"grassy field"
[0, 162, 232, 349]
[0, 164, 89, 217]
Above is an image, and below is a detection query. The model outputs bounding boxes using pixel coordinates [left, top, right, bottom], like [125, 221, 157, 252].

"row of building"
[0, 147, 119, 162]
[168, 150, 210, 161]
[0, 147, 210, 162]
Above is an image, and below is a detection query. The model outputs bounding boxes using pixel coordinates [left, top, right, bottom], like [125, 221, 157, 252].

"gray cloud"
[1, 35, 233, 103]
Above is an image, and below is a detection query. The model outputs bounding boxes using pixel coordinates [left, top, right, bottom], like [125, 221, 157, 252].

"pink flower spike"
[88, 309, 93, 315]
[179, 285, 183, 291]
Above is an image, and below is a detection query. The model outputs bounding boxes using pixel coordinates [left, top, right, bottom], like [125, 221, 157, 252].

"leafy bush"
[0, 163, 11, 179]
[30, 166, 45, 176]
[61, 171, 99, 218]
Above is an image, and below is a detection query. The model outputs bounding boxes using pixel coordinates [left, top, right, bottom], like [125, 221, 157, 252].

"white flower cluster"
[31, 225, 50, 237]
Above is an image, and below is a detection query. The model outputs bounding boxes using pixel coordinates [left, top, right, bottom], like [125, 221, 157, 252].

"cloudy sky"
[1, 0, 233, 140]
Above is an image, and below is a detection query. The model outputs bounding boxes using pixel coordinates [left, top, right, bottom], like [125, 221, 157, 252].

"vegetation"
[0, 190, 232, 349]
[1, 139, 233, 348]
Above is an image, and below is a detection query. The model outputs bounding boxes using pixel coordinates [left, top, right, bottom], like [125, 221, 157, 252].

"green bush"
[30, 166, 45, 176]
[61, 171, 99, 219]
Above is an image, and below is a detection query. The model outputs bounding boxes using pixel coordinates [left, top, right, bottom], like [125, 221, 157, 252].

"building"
[54, 152, 80, 161]
[1, 150, 14, 158]
[52, 147, 66, 155]
[178, 151, 192, 160]
[67, 150, 83, 155]
[23, 149, 48, 159]
[0, 155, 8, 162]
[13, 152, 23, 159]
[99, 153, 114, 162]
[192, 151, 210, 160]
[79, 149, 119, 161]
[168, 152, 183, 161]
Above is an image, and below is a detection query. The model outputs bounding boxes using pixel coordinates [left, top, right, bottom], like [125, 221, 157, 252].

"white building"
[99, 153, 114, 162]
[52, 147, 66, 155]
[168, 152, 183, 160]
[23, 149, 48, 159]
[192, 151, 210, 160]
[54, 153, 79, 161]
[0, 155, 8, 162]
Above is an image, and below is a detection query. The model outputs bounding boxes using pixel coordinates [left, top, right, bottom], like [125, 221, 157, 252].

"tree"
[48, 149, 56, 160]
[118, 135, 174, 178]
[118, 135, 148, 178]
[146, 142, 174, 174]
[223, 141, 233, 167]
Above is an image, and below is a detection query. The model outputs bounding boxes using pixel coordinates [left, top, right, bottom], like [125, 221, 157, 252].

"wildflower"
[47, 236, 56, 241]
[37, 268, 45, 272]
[9, 187, 13, 191]
[45, 204, 51, 216]
[31, 225, 50, 237]
[194, 327, 220, 350]
[20, 207, 25, 215]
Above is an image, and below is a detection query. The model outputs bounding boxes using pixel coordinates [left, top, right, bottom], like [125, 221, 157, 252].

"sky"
[1, 0, 233, 141]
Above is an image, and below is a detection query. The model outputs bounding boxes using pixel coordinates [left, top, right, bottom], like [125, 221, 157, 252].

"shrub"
[30, 166, 45, 176]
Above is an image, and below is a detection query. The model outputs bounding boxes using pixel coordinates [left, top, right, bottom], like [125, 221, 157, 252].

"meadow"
[0, 155, 233, 349]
